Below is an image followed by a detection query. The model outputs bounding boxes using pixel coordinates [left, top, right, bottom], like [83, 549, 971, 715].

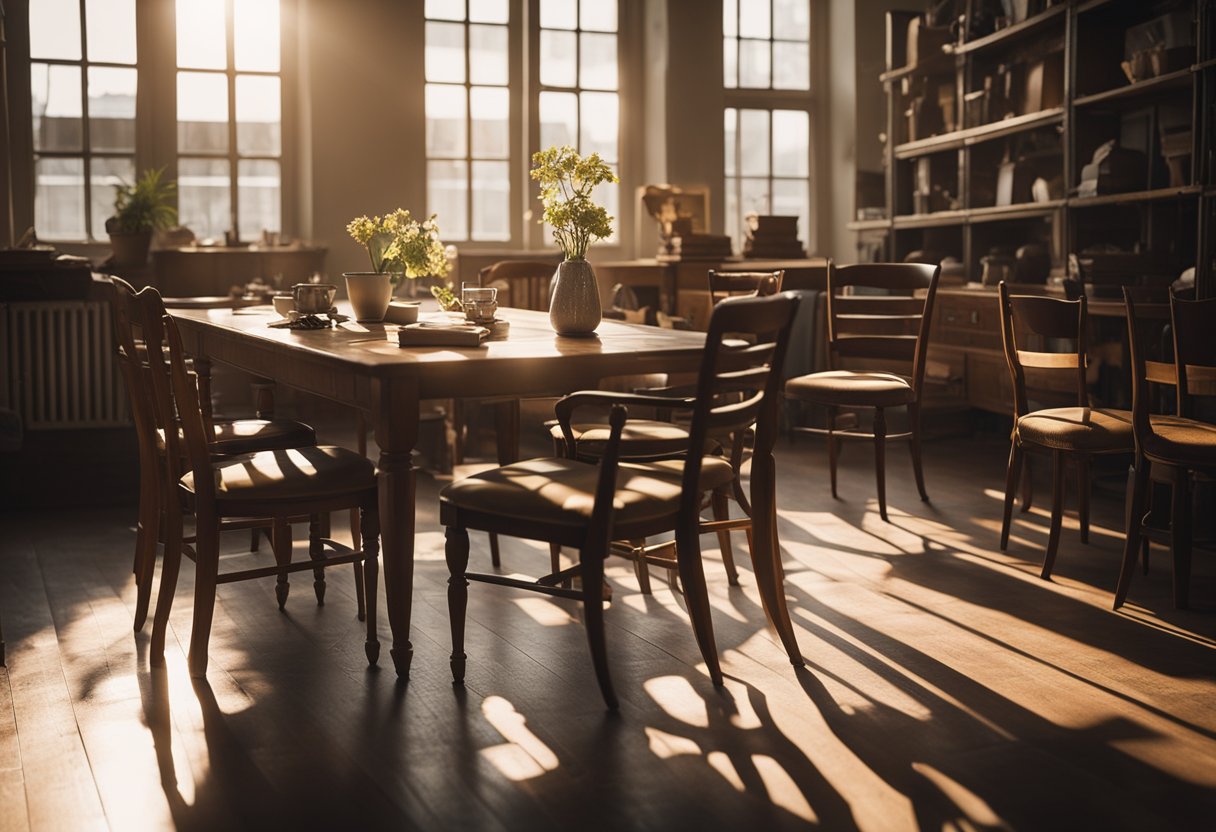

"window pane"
[540, 0, 577, 30]
[35, 157, 85, 239]
[426, 84, 468, 158]
[30, 0, 81, 60]
[235, 0, 281, 72]
[428, 160, 468, 241]
[472, 160, 510, 241]
[425, 0, 465, 21]
[772, 110, 808, 176]
[773, 0, 810, 41]
[32, 64, 83, 153]
[236, 75, 282, 156]
[723, 0, 738, 38]
[539, 91, 577, 149]
[773, 41, 809, 90]
[426, 22, 466, 83]
[177, 71, 229, 153]
[739, 40, 771, 88]
[176, 0, 227, 69]
[540, 30, 577, 88]
[579, 91, 618, 162]
[580, 0, 617, 32]
[470, 86, 509, 159]
[90, 156, 135, 239]
[88, 67, 137, 153]
[579, 33, 617, 91]
[740, 176, 769, 218]
[739, 109, 769, 176]
[86, 0, 137, 64]
[739, 0, 771, 39]
[178, 157, 231, 241]
[724, 109, 737, 176]
[723, 38, 738, 88]
[772, 179, 809, 242]
[239, 159, 281, 239]
[469, 0, 508, 24]
[469, 24, 508, 85]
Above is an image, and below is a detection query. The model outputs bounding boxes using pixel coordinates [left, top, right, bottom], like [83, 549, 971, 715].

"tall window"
[29, 0, 138, 240]
[424, 0, 511, 242]
[536, 0, 619, 244]
[175, 0, 282, 242]
[723, 0, 812, 250]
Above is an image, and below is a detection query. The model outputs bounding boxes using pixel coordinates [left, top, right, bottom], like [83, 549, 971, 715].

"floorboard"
[0, 431, 1213, 831]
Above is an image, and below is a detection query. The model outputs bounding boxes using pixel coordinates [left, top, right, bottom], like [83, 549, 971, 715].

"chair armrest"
[553, 390, 696, 456]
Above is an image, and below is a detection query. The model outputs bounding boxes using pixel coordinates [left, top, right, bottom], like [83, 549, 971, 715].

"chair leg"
[350, 507, 366, 622]
[907, 403, 929, 502]
[250, 527, 261, 552]
[826, 405, 840, 499]
[1042, 450, 1066, 580]
[133, 464, 161, 632]
[308, 515, 326, 605]
[675, 515, 723, 686]
[728, 434, 753, 517]
[187, 521, 221, 678]
[150, 499, 183, 665]
[1142, 536, 1150, 575]
[873, 407, 888, 522]
[1000, 440, 1023, 552]
[272, 517, 291, 611]
[1115, 460, 1150, 609]
[489, 534, 502, 568]
[445, 527, 470, 684]
[1020, 454, 1034, 513]
[711, 489, 740, 586]
[1077, 456, 1091, 545]
[749, 449, 803, 668]
[630, 539, 652, 595]
[580, 548, 619, 710]
[360, 503, 380, 665]
[1170, 469, 1192, 609]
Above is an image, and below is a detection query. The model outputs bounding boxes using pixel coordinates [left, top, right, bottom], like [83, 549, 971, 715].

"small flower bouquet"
[529, 146, 618, 260]
[346, 209, 451, 284]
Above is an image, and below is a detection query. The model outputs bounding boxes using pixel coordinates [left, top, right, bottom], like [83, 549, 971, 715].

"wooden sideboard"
[149, 246, 327, 297]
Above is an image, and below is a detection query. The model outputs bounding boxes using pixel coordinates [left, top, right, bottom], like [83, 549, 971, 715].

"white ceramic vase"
[548, 259, 601, 336]
[343, 272, 394, 322]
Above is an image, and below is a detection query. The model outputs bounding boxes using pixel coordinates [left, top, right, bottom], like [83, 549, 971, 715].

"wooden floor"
[1, 430, 1214, 831]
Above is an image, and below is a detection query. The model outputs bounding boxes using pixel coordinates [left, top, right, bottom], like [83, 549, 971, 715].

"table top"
[170, 304, 708, 399]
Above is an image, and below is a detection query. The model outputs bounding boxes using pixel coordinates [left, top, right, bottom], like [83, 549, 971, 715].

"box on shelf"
[905, 18, 952, 68]
[1021, 52, 1064, 114]
[1076, 141, 1147, 197]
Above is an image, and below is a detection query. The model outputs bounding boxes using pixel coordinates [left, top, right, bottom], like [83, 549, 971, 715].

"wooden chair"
[1116, 291, 1216, 609]
[545, 269, 786, 592]
[785, 261, 940, 521]
[478, 259, 559, 312]
[440, 292, 804, 708]
[995, 282, 1135, 579]
[108, 278, 324, 632]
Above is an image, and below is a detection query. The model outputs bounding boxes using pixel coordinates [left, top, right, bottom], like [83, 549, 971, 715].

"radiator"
[2, 301, 129, 429]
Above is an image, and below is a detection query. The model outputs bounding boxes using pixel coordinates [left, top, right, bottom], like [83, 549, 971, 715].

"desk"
[170, 305, 720, 678]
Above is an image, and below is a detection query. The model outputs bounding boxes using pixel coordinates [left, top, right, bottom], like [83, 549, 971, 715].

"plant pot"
[343, 272, 395, 322]
[108, 229, 153, 266]
[549, 259, 601, 336]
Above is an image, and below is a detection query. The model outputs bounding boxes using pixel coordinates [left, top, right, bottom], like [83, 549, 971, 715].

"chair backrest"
[161, 311, 220, 508]
[707, 270, 784, 305]
[825, 261, 940, 394]
[997, 281, 1089, 418]
[1171, 296, 1216, 418]
[1124, 288, 1177, 454]
[107, 277, 159, 461]
[680, 292, 801, 517]
[478, 260, 559, 311]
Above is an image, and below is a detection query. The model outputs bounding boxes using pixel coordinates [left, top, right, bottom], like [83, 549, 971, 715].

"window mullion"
[226, 0, 238, 239]
[78, 0, 94, 238]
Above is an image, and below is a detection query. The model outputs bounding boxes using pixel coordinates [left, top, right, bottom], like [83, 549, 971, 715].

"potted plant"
[530, 145, 618, 336]
[106, 167, 177, 266]
[345, 210, 451, 322]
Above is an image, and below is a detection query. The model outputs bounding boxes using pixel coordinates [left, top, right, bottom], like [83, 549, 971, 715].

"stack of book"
[661, 232, 733, 261]
[744, 216, 805, 259]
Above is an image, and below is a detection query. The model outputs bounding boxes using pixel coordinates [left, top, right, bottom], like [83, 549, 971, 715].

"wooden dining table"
[169, 303, 804, 679]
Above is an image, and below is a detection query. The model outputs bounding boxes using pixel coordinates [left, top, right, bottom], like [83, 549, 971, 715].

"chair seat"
[440, 455, 734, 529]
[1016, 407, 1134, 453]
[159, 418, 317, 455]
[785, 370, 914, 407]
[180, 445, 375, 503]
[1143, 415, 1216, 468]
[549, 420, 721, 458]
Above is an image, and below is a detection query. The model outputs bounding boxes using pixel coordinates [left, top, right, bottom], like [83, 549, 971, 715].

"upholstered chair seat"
[786, 370, 915, 408]
[1141, 414, 1216, 467]
[1014, 407, 1133, 452]
[181, 446, 376, 503]
[158, 418, 318, 456]
[546, 420, 722, 459]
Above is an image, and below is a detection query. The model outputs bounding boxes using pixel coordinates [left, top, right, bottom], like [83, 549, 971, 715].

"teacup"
[293, 283, 337, 315]
[272, 294, 294, 317]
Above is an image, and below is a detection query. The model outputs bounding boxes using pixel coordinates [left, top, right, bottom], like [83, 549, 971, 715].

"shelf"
[846, 218, 892, 232]
[894, 108, 1065, 159]
[893, 211, 968, 229]
[1073, 68, 1194, 108]
[951, 4, 1068, 56]
[879, 53, 955, 85]
[968, 201, 1065, 222]
[1068, 185, 1202, 208]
